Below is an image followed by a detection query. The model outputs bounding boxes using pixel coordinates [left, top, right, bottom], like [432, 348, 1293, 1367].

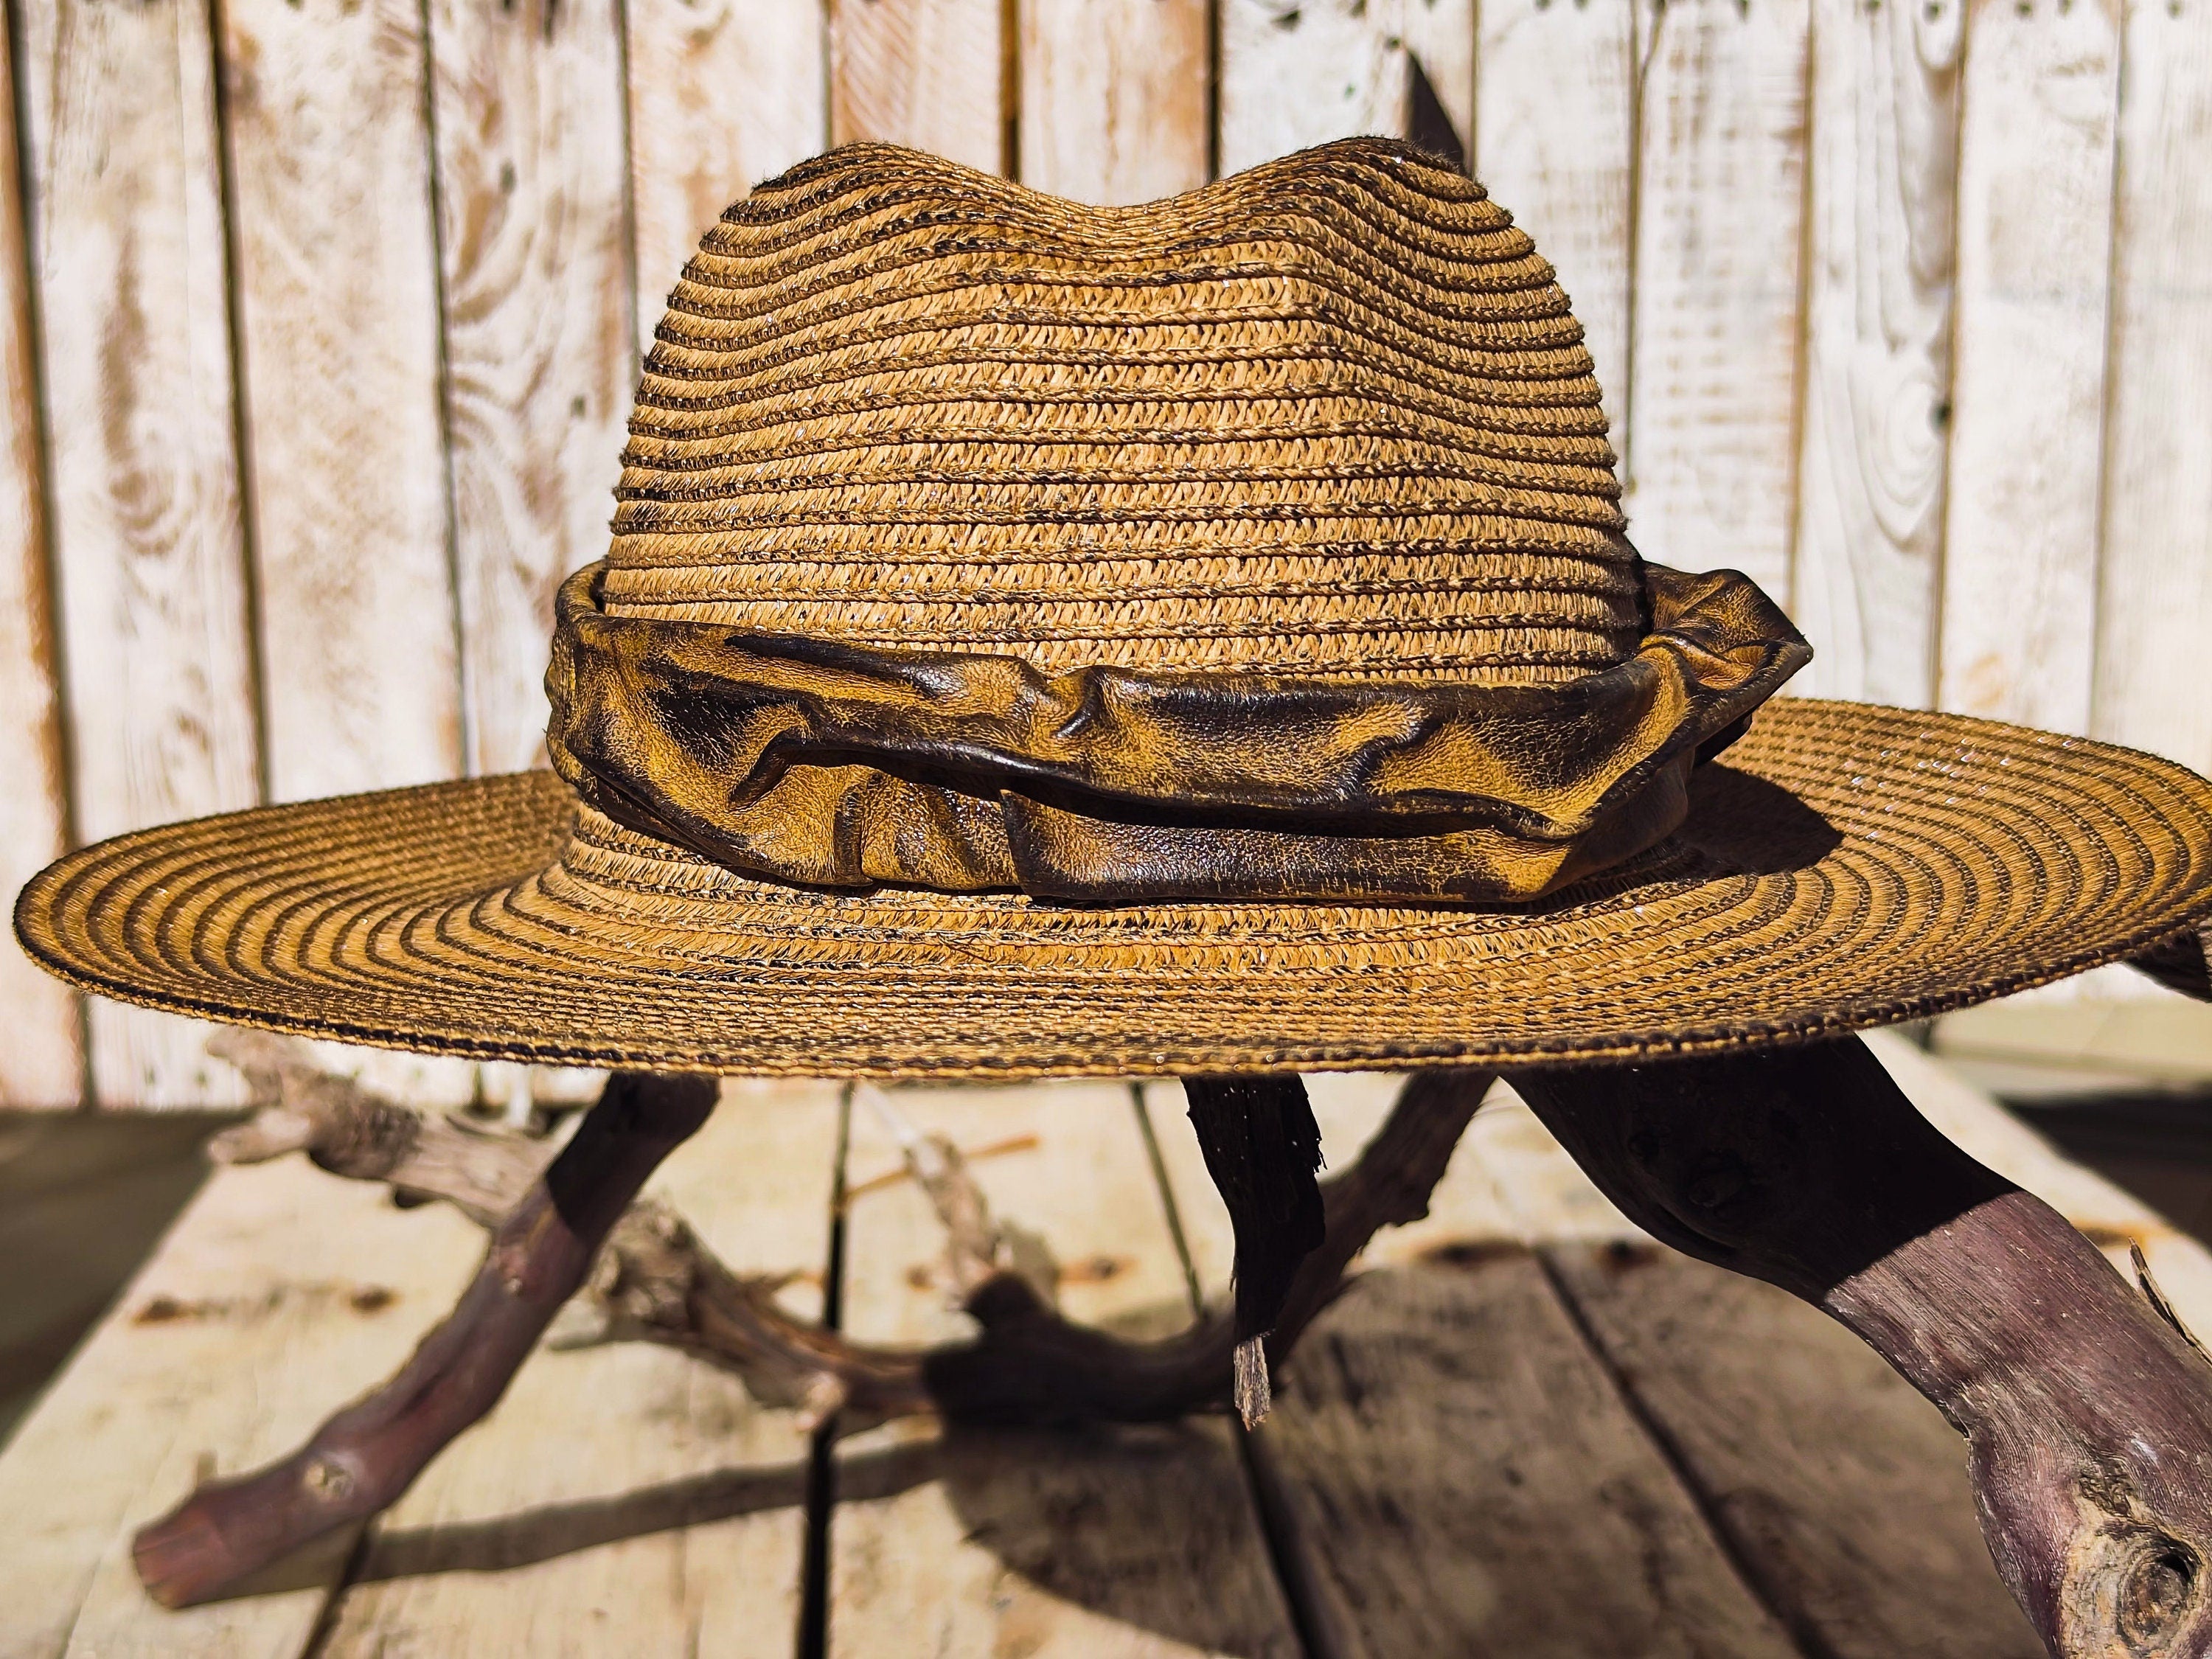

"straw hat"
[15, 139, 2212, 1079]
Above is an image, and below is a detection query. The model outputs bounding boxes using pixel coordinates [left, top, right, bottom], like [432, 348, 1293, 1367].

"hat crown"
[605, 139, 1635, 686]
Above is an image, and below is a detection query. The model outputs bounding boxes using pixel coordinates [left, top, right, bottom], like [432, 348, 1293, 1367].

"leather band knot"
[545, 560, 1811, 904]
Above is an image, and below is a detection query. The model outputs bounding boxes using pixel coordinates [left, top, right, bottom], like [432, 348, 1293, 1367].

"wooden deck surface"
[5, 1032, 2209, 1658]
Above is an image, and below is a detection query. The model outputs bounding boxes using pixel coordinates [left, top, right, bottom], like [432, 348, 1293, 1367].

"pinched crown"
[605, 138, 1633, 687]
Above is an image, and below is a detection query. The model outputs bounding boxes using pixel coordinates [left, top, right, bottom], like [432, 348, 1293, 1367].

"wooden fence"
[1, 0, 2206, 1108]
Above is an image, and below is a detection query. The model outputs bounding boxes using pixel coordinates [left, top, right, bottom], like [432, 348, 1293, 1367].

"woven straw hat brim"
[16, 699, 2212, 1080]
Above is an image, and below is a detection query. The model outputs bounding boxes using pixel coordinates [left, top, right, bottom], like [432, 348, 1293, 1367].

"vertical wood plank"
[218, 0, 458, 805]
[20, 0, 260, 1108]
[428, 0, 636, 780]
[828, 0, 1004, 171]
[1935, 0, 2121, 734]
[0, 12, 81, 1109]
[1019, 0, 1209, 203]
[1218, 0, 1475, 177]
[218, 0, 482, 1109]
[1469, 0, 1636, 469]
[625, 0, 827, 347]
[1789, 0, 1962, 705]
[1623, 0, 1811, 600]
[829, 1080, 1300, 1658]
[2091, 0, 2212, 770]
[319, 1082, 843, 1659]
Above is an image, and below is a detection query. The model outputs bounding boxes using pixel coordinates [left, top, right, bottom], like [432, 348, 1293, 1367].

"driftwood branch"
[1512, 1037, 2212, 1659]
[142, 1043, 1491, 1607]
[133, 1069, 718, 1609]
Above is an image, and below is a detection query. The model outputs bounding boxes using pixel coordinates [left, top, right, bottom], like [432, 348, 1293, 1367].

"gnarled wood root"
[137, 1037, 1492, 1607]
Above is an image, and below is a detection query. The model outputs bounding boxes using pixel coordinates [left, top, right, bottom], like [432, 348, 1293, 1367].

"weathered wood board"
[1624, 0, 1811, 602]
[316, 1082, 844, 1659]
[1020, 0, 1210, 204]
[1789, 0, 1961, 704]
[0, 1155, 482, 1657]
[829, 1079, 1299, 1658]
[829, 0, 1005, 172]
[1142, 1076, 1801, 1658]
[1218, 0, 1475, 176]
[220, 0, 459, 807]
[1936, 0, 2120, 735]
[626, 0, 827, 346]
[0, 10, 80, 1111]
[427, 0, 636, 782]
[218, 0, 479, 1111]
[18, 0, 262, 1109]
[2092, 0, 2212, 774]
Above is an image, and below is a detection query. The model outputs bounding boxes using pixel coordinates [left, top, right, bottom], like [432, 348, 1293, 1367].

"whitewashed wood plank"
[1469, 0, 1635, 469]
[0, 1152, 483, 1658]
[0, 13, 82, 1110]
[1623, 0, 1811, 602]
[828, 0, 1003, 171]
[428, 0, 636, 780]
[625, 0, 827, 348]
[20, 0, 260, 1109]
[220, 0, 458, 804]
[1137, 1077, 1797, 1657]
[1218, 0, 1474, 176]
[2090, 0, 2212, 771]
[1019, 0, 1209, 204]
[1935, 0, 2121, 734]
[1789, 0, 1961, 705]
[319, 1081, 842, 1659]
[218, 0, 479, 1110]
[830, 1079, 1298, 1658]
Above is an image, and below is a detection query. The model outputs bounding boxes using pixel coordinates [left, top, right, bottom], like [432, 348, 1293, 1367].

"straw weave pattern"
[20, 703, 2212, 1077]
[607, 139, 1636, 684]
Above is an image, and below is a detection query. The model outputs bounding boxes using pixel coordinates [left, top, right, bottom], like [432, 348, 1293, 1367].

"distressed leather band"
[545, 560, 1811, 903]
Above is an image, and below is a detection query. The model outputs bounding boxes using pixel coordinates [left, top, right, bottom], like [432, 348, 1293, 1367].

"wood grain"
[1470, 0, 1635, 471]
[316, 1082, 842, 1659]
[829, 1079, 1299, 1658]
[0, 12, 81, 1110]
[1019, 0, 1208, 204]
[1789, 0, 1962, 704]
[625, 0, 827, 349]
[0, 1153, 481, 1656]
[1543, 1245, 2045, 1658]
[2091, 0, 2212, 771]
[218, 0, 458, 804]
[1624, 0, 1812, 600]
[1146, 1077, 1799, 1658]
[428, 0, 636, 780]
[829, 0, 1004, 172]
[1935, 0, 2121, 734]
[19, 0, 260, 1109]
[218, 0, 481, 1110]
[1218, 0, 1474, 176]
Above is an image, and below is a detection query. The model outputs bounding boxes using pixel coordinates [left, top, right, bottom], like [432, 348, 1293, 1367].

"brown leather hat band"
[543, 560, 1811, 903]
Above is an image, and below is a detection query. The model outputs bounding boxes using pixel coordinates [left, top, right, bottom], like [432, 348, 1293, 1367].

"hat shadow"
[343, 1374, 1284, 1656]
[1678, 761, 1843, 878]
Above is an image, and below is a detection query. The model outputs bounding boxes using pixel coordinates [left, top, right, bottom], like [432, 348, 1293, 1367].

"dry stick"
[133, 1070, 719, 1610]
[1511, 1036, 2212, 1659]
